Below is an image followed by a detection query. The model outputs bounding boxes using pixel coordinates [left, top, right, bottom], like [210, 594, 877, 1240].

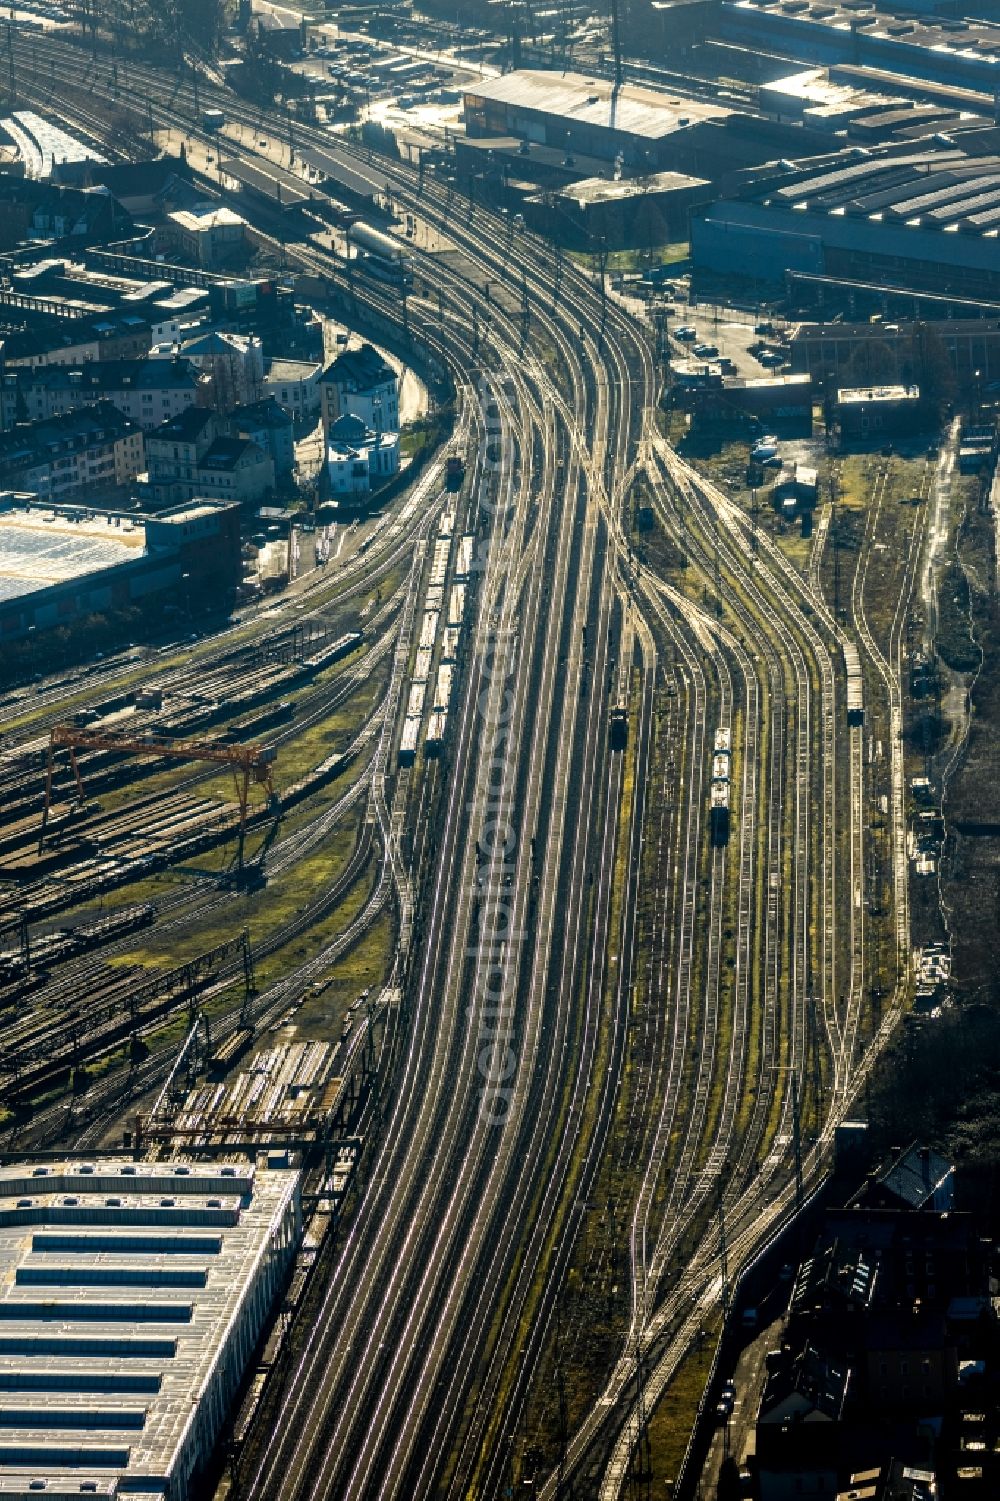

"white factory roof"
[1, 112, 105, 180]
[465, 69, 731, 142]
[0, 1159, 299, 1497]
[557, 169, 709, 206]
[837, 383, 922, 403]
[168, 206, 245, 234]
[0, 509, 145, 605]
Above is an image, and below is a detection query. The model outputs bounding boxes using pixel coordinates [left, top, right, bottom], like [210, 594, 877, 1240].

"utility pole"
[239, 930, 255, 1028]
[555, 1296, 570, 1501]
[13, 911, 30, 977]
[6, 21, 14, 111]
[713, 519, 722, 618]
[628, 1338, 652, 1501]
[597, 236, 609, 345]
[610, 0, 624, 88]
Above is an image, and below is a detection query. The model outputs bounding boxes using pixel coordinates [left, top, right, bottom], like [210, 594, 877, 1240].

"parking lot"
[669, 299, 792, 382]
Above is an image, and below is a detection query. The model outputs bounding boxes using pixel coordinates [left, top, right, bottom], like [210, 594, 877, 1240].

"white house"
[326, 412, 400, 495]
[167, 205, 247, 269]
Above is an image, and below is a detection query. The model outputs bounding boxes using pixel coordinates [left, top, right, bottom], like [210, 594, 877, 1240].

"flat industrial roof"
[0, 510, 146, 604]
[0, 1160, 299, 1496]
[746, 148, 1000, 234]
[727, 0, 1000, 66]
[155, 503, 219, 525]
[557, 169, 709, 205]
[464, 69, 732, 142]
[837, 383, 921, 402]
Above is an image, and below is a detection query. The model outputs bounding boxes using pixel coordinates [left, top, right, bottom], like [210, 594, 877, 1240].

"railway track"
[4, 31, 925, 1501]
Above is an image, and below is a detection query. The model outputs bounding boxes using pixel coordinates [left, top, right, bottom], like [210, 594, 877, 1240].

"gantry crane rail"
[38, 725, 278, 866]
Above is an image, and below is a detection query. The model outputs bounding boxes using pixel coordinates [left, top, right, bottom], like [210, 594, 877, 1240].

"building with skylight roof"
[0, 1160, 301, 1500]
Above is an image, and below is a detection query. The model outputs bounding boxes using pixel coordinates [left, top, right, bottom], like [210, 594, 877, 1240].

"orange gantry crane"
[39, 724, 278, 859]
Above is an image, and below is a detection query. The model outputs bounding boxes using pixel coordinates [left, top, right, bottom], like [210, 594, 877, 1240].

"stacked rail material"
[0, 795, 251, 926]
[454, 533, 475, 582]
[301, 631, 363, 673]
[282, 747, 353, 807]
[447, 585, 466, 628]
[433, 664, 453, 712]
[429, 538, 451, 592]
[166, 1042, 340, 1146]
[0, 633, 361, 830]
[0, 932, 251, 1105]
[0, 902, 154, 989]
[418, 611, 440, 653]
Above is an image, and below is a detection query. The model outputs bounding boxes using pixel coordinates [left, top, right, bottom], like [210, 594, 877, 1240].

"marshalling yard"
[0, 4, 993, 1499]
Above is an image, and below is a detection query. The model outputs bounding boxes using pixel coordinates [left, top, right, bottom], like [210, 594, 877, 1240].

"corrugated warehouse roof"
[465, 70, 732, 142]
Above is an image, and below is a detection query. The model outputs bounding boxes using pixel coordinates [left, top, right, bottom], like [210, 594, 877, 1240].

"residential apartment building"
[0, 402, 143, 500]
[319, 343, 399, 438]
[230, 397, 295, 479]
[166, 205, 247, 269]
[146, 405, 273, 508]
[1, 358, 209, 433]
[167, 330, 265, 411]
[264, 357, 323, 424]
[0, 312, 154, 370]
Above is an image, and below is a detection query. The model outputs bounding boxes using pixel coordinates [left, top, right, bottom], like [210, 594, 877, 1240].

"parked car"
[675, 325, 697, 341]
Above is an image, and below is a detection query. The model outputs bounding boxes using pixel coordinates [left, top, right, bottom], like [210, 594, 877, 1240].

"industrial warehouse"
[0, 1159, 300, 1499]
[692, 149, 1000, 298]
[0, 497, 242, 638]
